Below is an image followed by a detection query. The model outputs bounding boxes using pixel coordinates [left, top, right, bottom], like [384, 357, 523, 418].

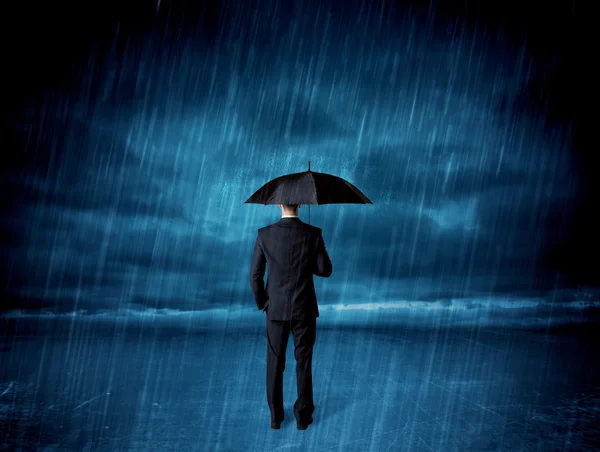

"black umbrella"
[244, 160, 372, 224]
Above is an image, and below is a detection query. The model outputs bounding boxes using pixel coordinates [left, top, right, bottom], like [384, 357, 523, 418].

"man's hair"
[284, 204, 299, 209]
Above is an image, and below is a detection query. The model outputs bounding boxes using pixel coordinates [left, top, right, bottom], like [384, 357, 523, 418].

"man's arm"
[313, 231, 332, 278]
[250, 233, 269, 310]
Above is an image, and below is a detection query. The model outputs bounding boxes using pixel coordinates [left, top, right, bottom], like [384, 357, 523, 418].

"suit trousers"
[266, 316, 316, 424]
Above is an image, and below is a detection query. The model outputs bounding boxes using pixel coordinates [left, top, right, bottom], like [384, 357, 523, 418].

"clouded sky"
[1, 0, 594, 315]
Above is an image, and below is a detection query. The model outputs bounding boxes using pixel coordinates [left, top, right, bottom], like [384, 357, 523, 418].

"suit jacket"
[250, 216, 332, 320]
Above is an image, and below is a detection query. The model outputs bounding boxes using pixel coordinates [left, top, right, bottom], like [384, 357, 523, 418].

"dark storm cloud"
[331, 220, 519, 281]
[126, 295, 212, 312]
[476, 187, 575, 237]
[86, 32, 356, 153]
[316, 276, 468, 304]
[1, 244, 129, 302]
[354, 142, 575, 205]
[0, 190, 260, 312]
[0, 292, 113, 314]
[13, 209, 213, 273]
[16, 183, 189, 221]
[1, 204, 201, 275]
[327, 205, 438, 254]
[2, 0, 586, 317]
[3, 97, 264, 306]
[331, 132, 577, 294]
[236, 88, 357, 147]
[324, 189, 564, 297]
[2, 117, 191, 222]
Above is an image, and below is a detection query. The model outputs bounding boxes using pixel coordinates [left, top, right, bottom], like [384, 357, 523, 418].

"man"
[250, 203, 332, 431]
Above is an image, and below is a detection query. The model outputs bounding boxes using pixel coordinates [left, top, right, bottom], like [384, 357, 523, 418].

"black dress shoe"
[296, 418, 313, 430]
[270, 421, 281, 429]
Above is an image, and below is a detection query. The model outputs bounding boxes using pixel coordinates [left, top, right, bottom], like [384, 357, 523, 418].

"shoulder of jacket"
[259, 224, 278, 233]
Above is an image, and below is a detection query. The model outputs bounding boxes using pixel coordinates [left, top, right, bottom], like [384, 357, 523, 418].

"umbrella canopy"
[244, 161, 372, 224]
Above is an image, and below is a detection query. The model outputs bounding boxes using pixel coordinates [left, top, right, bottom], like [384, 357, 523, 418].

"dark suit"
[250, 216, 332, 425]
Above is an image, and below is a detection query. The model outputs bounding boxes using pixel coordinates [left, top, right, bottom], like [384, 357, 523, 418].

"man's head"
[279, 203, 301, 216]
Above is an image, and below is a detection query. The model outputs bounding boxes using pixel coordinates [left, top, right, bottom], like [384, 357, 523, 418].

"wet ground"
[1, 313, 598, 451]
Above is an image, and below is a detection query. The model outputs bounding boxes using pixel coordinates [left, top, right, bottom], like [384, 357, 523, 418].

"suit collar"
[277, 216, 303, 226]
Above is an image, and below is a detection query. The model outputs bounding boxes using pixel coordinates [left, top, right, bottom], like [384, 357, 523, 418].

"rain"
[1, 0, 597, 451]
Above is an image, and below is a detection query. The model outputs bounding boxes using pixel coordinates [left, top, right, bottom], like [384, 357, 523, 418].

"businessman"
[250, 203, 332, 431]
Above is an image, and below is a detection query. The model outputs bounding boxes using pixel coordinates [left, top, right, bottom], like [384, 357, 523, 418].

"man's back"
[250, 216, 332, 320]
